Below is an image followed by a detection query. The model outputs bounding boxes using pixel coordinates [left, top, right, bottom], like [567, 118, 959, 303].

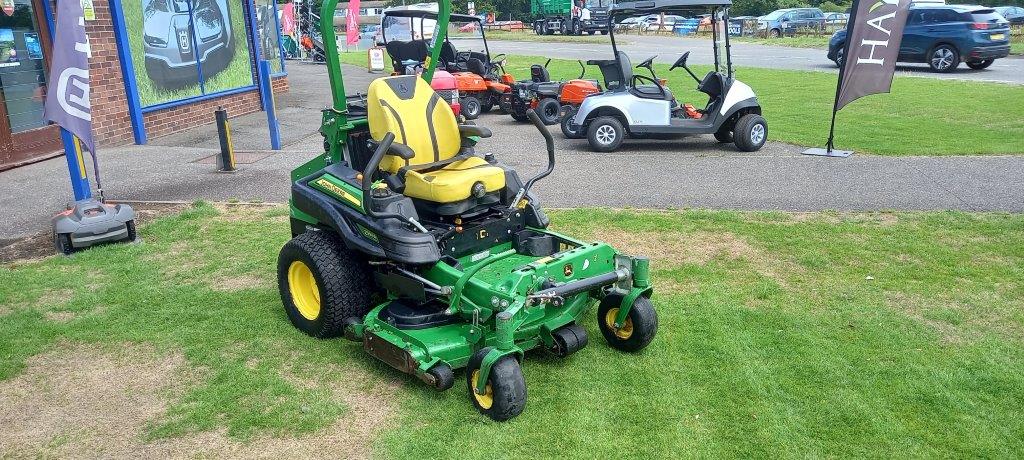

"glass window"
[254, 0, 284, 74]
[0, 0, 49, 133]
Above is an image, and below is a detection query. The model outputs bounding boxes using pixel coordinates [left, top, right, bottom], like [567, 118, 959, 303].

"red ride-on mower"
[499, 60, 601, 130]
[381, 10, 513, 120]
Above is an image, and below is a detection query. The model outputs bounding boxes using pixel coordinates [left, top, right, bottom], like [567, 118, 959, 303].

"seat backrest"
[439, 40, 457, 66]
[616, 51, 634, 88]
[367, 75, 462, 174]
[530, 64, 550, 82]
[697, 71, 724, 99]
[467, 57, 487, 77]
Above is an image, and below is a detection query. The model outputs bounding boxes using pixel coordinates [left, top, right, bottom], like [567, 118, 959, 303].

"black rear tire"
[597, 296, 658, 352]
[587, 116, 625, 152]
[536, 98, 561, 125]
[510, 110, 530, 122]
[733, 114, 768, 152]
[479, 96, 494, 114]
[966, 58, 994, 70]
[54, 232, 74, 255]
[278, 231, 374, 338]
[466, 348, 526, 421]
[462, 96, 481, 120]
[560, 105, 585, 139]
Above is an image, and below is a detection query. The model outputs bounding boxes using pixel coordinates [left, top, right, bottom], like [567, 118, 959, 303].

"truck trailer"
[532, 0, 612, 35]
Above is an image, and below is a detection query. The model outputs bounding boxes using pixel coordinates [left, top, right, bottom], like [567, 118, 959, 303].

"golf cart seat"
[386, 40, 429, 73]
[367, 75, 505, 208]
[440, 40, 457, 67]
[697, 70, 725, 100]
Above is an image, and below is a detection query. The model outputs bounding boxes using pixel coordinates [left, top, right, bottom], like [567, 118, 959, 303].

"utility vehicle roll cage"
[608, 0, 735, 78]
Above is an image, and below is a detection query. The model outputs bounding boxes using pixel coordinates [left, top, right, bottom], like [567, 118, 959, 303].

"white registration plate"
[990, 33, 1005, 41]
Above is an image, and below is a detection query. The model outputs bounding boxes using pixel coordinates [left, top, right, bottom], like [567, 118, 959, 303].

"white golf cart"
[565, 0, 768, 152]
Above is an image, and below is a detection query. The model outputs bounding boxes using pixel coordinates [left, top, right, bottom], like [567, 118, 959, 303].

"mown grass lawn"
[2, 203, 1023, 457]
[340, 52, 1024, 156]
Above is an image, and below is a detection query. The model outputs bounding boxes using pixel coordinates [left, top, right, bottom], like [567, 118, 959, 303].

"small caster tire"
[427, 363, 455, 391]
[598, 295, 658, 352]
[466, 347, 526, 421]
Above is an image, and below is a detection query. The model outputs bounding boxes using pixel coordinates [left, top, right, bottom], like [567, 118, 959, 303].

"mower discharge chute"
[278, 0, 657, 421]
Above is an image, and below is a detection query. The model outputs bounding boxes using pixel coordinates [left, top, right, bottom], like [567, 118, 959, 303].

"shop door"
[0, 0, 60, 170]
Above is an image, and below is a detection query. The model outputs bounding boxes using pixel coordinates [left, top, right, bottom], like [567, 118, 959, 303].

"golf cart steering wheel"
[491, 53, 507, 64]
[631, 74, 667, 99]
[636, 55, 657, 71]
[669, 51, 690, 71]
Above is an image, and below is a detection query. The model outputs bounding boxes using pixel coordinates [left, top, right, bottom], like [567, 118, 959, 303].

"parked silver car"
[143, 0, 236, 88]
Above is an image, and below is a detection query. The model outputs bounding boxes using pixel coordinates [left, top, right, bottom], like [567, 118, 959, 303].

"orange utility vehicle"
[499, 60, 601, 129]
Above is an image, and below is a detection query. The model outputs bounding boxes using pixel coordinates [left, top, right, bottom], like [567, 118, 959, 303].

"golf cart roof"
[383, 9, 481, 23]
[613, 0, 732, 15]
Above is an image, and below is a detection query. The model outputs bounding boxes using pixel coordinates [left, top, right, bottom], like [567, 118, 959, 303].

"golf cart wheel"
[536, 98, 561, 125]
[466, 347, 526, 421]
[733, 114, 768, 152]
[966, 59, 994, 70]
[462, 96, 482, 120]
[278, 231, 374, 339]
[587, 116, 625, 152]
[929, 44, 960, 73]
[598, 295, 658, 352]
[427, 362, 455, 391]
[713, 127, 733, 144]
[560, 105, 585, 139]
[550, 323, 588, 358]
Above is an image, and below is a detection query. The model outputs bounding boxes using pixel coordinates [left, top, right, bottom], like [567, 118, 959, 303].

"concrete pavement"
[485, 34, 1024, 85]
[2, 62, 1022, 242]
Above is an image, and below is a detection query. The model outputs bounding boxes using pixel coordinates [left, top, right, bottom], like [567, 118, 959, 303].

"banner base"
[802, 147, 854, 158]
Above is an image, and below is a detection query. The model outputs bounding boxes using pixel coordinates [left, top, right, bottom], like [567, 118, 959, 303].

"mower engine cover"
[52, 200, 136, 253]
[431, 70, 461, 116]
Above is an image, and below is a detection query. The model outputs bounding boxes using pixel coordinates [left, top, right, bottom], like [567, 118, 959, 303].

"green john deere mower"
[277, 0, 656, 421]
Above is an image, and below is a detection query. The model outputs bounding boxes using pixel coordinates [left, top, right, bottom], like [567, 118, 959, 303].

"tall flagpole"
[827, 0, 862, 155]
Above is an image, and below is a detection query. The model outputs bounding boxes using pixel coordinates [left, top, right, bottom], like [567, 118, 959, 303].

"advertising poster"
[0, 28, 18, 67]
[24, 32, 41, 59]
[122, 0, 254, 107]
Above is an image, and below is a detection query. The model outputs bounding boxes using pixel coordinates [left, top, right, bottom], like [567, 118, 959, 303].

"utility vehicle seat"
[386, 40, 429, 73]
[697, 71, 725, 100]
[367, 75, 505, 204]
[530, 64, 550, 82]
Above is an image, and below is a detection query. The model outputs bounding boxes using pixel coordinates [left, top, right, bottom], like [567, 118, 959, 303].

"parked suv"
[827, 5, 1011, 72]
[757, 8, 826, 37]
[994, 6, 1024, 24]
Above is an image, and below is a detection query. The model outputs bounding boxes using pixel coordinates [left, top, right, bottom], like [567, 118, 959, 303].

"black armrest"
[459, 125, 492, 138]
[388, 142, 415, 160]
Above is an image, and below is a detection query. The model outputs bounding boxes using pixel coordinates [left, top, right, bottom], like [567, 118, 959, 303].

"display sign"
[123, 0, 254, 107]
[81, 0, 96, 21]
[368, 47, 386, 72]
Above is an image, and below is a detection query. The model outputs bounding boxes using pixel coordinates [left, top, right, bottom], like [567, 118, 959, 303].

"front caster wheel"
[426, 363, 455, 391]
[536, 98, 561, 125]
[466, 347, 526, 421]
[733, 114, 768, 152]
[597, 295, 658, 352]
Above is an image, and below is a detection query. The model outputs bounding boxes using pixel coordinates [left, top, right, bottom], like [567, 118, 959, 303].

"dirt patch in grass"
[597, 229, 759, 266]
[209, 274, 271, 291]
[0, 342, 397, 459]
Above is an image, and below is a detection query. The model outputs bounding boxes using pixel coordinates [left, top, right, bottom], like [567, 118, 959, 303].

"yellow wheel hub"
[604, 308, 634, 340]
[288, 261, 321, 321]
[470, 370, 494, 409]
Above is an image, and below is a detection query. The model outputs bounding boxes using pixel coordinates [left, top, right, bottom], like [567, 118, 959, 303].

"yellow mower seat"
[367, 75, 505, 203]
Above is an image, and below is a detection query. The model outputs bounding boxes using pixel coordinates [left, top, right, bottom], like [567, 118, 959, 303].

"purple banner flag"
[836, 0, 912, 110]
[43, 0, 94, 154]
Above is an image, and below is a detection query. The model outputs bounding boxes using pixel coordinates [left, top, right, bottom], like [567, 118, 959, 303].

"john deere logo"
[477, 229, 489, 239]
[563, 263, 573, 277]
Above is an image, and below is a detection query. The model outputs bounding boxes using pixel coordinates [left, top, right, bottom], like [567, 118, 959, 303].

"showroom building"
[0, 0, 288, 170]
